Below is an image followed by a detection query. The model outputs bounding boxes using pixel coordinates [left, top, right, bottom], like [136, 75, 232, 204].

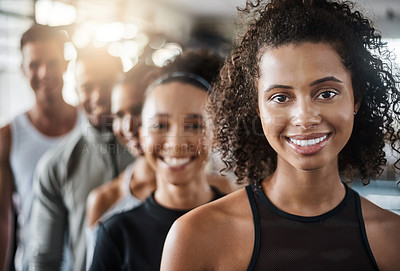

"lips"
[288, 134, 328, 147]
[285, 133, 331, 155]
[160, 155, 195, 171]
[163, 157, 191, 167]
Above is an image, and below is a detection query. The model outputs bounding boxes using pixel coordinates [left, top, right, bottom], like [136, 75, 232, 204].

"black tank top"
[246, 182, 379, 271]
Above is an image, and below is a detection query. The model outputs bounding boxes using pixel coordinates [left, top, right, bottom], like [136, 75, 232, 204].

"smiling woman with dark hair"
[89, 49, 229, 271]
[161, 1, 400, 270]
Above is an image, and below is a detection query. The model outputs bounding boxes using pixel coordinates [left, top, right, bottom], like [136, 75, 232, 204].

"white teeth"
[289, 135, 327, 147]
[163, 157, 191, 167]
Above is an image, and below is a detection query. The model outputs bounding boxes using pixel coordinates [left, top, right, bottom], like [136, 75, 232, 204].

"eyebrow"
[184, 114, 203, 120]
[153, 114, 169, 118]
[309, 76, 343, 86]
[264, 76, 343, 93]
[128, 104, 143, 115]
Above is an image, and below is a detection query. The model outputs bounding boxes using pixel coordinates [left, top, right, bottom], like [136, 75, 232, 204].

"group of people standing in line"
[1, 0, 400, 270]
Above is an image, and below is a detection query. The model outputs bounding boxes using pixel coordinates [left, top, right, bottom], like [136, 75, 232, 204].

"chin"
[291, 159, 327, 172]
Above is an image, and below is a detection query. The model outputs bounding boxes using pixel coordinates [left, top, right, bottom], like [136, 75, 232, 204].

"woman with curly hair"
[161, 0, 400, 270]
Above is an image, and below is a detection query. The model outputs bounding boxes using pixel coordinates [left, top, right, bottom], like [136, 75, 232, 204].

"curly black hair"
[209, 0, 400, 184]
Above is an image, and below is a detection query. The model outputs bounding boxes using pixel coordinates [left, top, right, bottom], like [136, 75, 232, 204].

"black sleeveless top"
[90, 186, 225, 271]
[246, 182, 379, 271]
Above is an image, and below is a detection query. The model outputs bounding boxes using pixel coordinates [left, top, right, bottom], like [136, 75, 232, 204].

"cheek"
[333, 110, 355, 137]
[259, 106, 287, 138]
[141, 133, 161, 156]
[28, 71, 36, 80]
[28, 72, 39, 85]
[194, 135, 210, 161]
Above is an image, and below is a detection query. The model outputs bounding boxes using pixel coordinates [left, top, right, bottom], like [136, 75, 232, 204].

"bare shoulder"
[0, 124, 11, 161]
[180, 186, 250, 228]
[207, 173, 236, 194]
[207, 173, 246, 194]
[361, 196, 400, 270]
[86, 174, 124, 227]
[161, 188, 254, 271]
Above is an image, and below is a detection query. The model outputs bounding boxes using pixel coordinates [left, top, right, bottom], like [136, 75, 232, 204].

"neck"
[28, 99, 77, 137]
[154, 171, 213, 210]
[132, 157, 154, 181]
[129, 158, 156, 200]
[34, 86, 65, 109]
[262, 157, 345, 217]
[33, 98, 68, 116]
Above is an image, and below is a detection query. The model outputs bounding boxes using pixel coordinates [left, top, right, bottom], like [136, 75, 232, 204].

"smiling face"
[257, 42, 358, 172]
[75, 59, 120, 131]
[21, 40, 67, 102]
[139, 81, 209, 185]
[112, 83, 144, 155]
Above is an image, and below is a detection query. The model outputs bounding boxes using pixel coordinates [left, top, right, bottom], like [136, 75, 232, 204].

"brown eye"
[184, 123, 203, 131]
[150, 123, 168, 130]
[115, 111, 124, 119]
[317, 90, 337, 100]
[271, 94, 290, 103]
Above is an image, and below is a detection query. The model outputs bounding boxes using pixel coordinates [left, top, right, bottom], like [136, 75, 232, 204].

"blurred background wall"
[0, 0, 399, 126]
[0, 0, 399, 212]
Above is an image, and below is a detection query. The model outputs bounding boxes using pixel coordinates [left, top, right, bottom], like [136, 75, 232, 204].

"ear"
[138, 126, 144, 145]
[354, 98, 361, 114]
[21, 62, 27, 77]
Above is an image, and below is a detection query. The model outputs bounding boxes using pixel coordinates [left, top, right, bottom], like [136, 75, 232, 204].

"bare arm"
[161, 213, 213, 271]
[86, 176, 123, 227]
[0, 125, 14, 271]
[362, 197, 400, 271]
[161, 189, 254, 271]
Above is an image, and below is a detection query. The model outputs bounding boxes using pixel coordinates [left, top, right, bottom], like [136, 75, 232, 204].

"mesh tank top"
[246, 182, 379, 271]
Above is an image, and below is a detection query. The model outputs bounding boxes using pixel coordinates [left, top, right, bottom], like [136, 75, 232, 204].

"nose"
[163, 125, 188, 155]
[291, 99, 321, 129]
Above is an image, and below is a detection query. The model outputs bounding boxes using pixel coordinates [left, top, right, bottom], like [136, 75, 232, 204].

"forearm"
[0, 211, 13, 271]
[0, 166, 14, 271]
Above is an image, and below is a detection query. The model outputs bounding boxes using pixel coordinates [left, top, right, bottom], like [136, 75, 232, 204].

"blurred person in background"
[89, 49, 229, 271]
[85, 56, 237, 270]
[0, 24, 80, 271]
[30, 48, 133, 271]
[85, 64, 157, 269]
